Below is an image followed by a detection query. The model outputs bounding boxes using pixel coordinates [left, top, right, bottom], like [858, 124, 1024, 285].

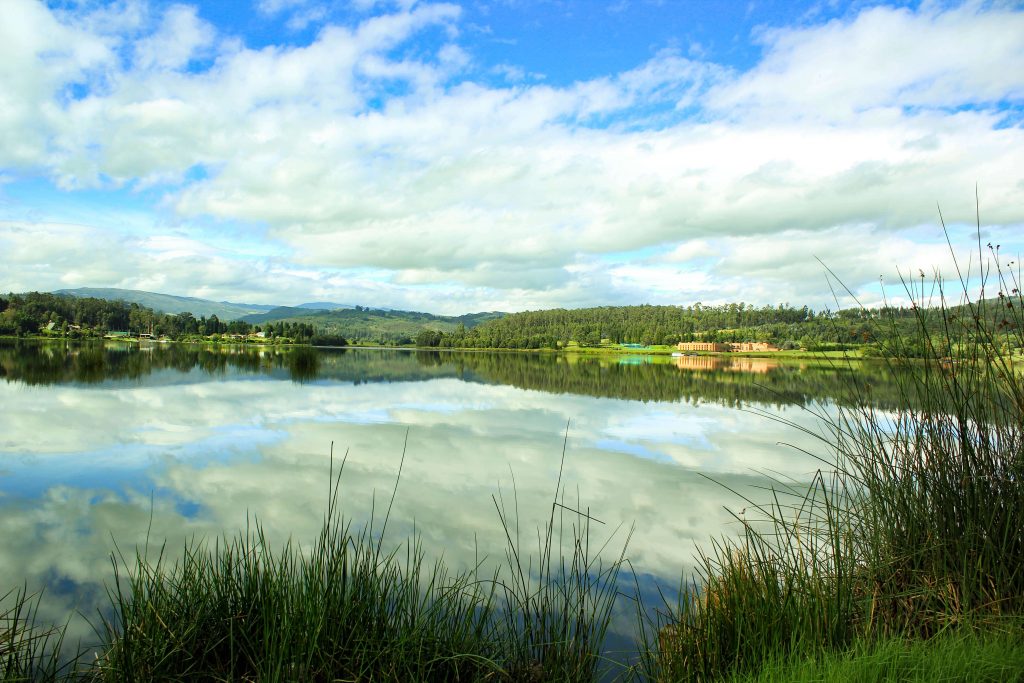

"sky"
[1, 0, 1022, 314]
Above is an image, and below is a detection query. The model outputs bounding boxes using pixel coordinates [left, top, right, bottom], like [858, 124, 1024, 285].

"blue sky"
[1, 0, 1022, 313]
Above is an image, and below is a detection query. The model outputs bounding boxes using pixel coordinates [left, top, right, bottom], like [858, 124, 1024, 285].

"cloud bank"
[1, 0, 1022, 312]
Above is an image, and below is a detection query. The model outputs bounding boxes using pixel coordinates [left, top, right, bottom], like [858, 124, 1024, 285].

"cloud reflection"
[0, 353, 830, 650]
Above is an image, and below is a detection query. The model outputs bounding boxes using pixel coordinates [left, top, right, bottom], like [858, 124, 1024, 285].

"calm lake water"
[0, 340, 894, 662]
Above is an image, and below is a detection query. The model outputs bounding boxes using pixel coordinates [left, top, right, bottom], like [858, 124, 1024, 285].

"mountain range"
[52, 287, 504, 344]
[55, 288, 354, 321]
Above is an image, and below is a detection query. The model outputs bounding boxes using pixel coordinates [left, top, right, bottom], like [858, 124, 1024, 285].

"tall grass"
[86, 441, 627, 681]
[492, 437, 631, 681]
[1, 587, 78, 682]
[727, 623, 1024, 683]
[647, 225, 1024, 681]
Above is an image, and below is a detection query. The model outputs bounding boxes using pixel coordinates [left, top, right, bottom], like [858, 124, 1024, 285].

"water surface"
[0, 341, 887, 659]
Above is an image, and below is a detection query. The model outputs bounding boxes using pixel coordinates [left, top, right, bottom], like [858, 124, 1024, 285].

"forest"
[419, 302, 896, 351]
[4, 291, 1018, 357]
[0, 292, 327, 343]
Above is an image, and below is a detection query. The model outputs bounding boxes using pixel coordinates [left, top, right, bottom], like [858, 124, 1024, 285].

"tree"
[415, 330, 443, 347]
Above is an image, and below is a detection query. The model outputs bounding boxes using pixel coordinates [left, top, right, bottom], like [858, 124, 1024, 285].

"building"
[730, 342, 780, 352]
[677, 342, 731, 352]
[677, 341, 780, 353]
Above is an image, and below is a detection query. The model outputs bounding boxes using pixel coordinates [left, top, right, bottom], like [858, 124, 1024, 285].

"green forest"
[0, 291, 324, 343]
[417, 302, 922, 352]
[4, 290, 1020, 358]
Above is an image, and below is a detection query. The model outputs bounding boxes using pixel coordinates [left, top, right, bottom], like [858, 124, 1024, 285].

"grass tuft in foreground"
[646, 223, 1024, 681]
[89, 444, 627, 682]
[1, 587, 81, 682]
[727, 623, 1024, 683]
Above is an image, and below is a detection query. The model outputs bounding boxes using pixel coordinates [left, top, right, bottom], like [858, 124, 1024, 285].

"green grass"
[94, 445, 627, 682]
[728, 625, 1024, 683]
[3, 443, 628, 682]
[1, 587, 83, 682]
[645, 230, 1024, 681]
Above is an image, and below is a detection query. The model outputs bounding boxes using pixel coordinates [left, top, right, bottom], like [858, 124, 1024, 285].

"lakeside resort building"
[677, 341, 780, 353]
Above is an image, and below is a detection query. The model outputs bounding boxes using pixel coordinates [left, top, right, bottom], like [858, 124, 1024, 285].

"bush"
[310, 334, 348, 347]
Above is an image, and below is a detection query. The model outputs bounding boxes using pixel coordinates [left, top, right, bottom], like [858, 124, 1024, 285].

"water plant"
[14, 438, 623, 682]
[645, 218, 1024, 681]
[1, 587, 79, 682]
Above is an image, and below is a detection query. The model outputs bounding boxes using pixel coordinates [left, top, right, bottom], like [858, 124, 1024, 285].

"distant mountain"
[240, 307, 505, 344]
[451, 311, 505, 327]
[295, 301, 354, 310]
[50, 288, 506, 340]
[54, 288, 277, 320]
[240, 306, 322, 324]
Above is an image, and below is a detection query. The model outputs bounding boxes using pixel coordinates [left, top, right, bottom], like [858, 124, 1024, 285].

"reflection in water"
[0, 340, 888, 659]
[1, 340, 912, 409]
[673, 356, 780, 373]
[288, 346, 321, 383]
[724, 358, 779, 374]
[674, 355, 722, 372]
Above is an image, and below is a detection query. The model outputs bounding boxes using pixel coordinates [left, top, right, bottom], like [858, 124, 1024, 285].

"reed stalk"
[645, 216, 1024, 681]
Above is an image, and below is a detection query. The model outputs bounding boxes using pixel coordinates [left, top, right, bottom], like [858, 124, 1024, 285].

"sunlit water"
[0, 341, 895, 665]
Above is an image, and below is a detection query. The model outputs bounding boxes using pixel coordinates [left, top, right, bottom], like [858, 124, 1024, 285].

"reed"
[646, 223, 1024, 681]
[1, 587, 79, 682]
[492, 435, 631, 681]
[90, 442, 627, 682]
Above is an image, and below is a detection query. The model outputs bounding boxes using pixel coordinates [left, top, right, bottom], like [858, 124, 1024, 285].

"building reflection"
[674, 356, 779, 374]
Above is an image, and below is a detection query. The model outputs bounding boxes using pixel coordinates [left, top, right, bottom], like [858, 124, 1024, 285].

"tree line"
[0, 292, 344, 344]
[6, 290, 1014, 357]
[414, 303, 873, 350]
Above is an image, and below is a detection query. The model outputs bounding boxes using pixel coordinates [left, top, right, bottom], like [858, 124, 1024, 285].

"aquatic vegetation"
[3, 444, 627, 682]
[646, 233, 1024, 681]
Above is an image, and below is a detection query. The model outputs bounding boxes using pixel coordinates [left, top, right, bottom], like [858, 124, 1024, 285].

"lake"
[0, 340, 893, 664]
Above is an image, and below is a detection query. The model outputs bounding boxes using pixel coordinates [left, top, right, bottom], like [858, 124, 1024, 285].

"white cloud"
[709, 3, 1024, 119]
[0, 0, 115, 169]
[133, 4, 215, 71]
[0, 1, 1022, 311]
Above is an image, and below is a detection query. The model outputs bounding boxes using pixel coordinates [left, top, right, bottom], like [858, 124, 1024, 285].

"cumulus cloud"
[708, 3, 1024, 119]
[0, 0, 1022, 310]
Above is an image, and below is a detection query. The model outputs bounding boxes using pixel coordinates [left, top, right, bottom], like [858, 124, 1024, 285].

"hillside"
[55, 288, 277, 320]
[241, 307, 505, 345]
[36, 287, 505, 344]
[296, 301, 354, 310]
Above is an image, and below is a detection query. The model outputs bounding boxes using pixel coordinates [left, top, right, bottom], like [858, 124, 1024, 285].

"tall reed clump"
[646, 222, 1024, 682]
[93, 444, 627, 682]
[642, 467, 864, 682]
[837, 239, 1024, 635]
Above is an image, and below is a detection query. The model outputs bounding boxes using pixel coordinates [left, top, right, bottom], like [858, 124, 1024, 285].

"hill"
[43, 287, 506, 344]
[55, 288, 277, 320]
[295, 301, 354, 310]
[240, 307, 504, 345]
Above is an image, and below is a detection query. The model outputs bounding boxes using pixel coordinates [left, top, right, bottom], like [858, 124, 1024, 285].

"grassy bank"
[645, 244, 1024, 680]
[727, 626, 1024, 683]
